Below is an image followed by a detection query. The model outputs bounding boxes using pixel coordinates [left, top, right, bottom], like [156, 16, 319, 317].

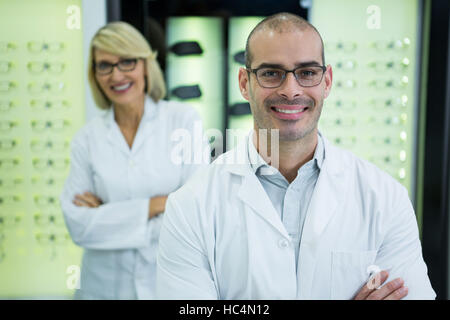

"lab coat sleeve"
[156, 193, 218, 299]
[374, 187, 436, 299]
[60, 137, 150, 250]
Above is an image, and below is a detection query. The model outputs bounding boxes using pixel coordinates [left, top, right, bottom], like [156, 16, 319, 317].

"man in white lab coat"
[156, 12, 436, 299]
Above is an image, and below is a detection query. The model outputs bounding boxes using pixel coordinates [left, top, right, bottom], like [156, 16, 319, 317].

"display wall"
[311, 0, 424, 225]
[226, 17, 263, 149]
[0, 0, 104, 298]
[166, 17, 224, 156]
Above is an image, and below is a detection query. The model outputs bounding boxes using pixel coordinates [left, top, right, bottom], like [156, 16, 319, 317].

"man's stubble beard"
[250, 94, 324, 142]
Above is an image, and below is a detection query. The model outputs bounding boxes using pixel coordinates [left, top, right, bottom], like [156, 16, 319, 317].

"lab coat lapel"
[297, 137, 349, 299]
[238, 171, 290, 238]
[224, 138, 290, 238]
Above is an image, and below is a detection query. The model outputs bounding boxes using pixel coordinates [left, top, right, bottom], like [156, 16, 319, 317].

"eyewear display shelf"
[227, 17, 263, 150]
[0, 0, 84, 298]
[311, 0, 424, 227]
[166, 17, 224, 157]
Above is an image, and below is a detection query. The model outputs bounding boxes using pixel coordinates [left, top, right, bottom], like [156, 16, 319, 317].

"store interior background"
[0, 0, 449, 299]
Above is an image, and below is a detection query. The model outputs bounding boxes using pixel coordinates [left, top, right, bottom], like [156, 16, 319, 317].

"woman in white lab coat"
[60, 22, 209, 299]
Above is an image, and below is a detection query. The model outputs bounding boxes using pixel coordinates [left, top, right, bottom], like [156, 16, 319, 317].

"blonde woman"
[60, 22, 209, 299]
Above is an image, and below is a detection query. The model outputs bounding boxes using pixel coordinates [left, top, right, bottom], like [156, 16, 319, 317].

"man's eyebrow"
[296, 61, 323, 67]
[252, 61, 323, 69]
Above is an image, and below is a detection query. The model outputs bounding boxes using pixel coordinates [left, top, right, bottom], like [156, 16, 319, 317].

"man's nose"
[276, 72, 304, 100]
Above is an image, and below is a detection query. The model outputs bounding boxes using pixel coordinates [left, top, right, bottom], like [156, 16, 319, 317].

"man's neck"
[253, 128, 318, 183]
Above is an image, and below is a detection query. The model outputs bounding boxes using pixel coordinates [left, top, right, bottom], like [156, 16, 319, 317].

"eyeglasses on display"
[0, 61, 14, 73]
[0, 195, 21, 206]
[332, 99, 356, 110]
[0, 81, 17, 93]
[233, 51, 245, 65]
[370, 38, 411, 51]
[31, 176, 64, 188]
[0, 213, 22, 228]
[27, 61, 65, 74]
[369, 96, 409, 110]
[0, 158, 20, 170]
[370, 151, 407, 167]
[330, 136, 356, 147]
[27, 81, 65, 94]
[0, 120, 18, 133]
[171, 84, 202, 100]
[27, 41, 65, 54]
[30, 99, 69, 111]
[0, 139, 18, 151]
[334, 60, 357, 70]
[32, 158, 69, 171]
[34, 195, 59, 207]
[368, 78, 403, 89]
[94, 58, 138, 75]
[321, 117, 356, 127]
[335, 79, 357, 89]
[35, 231, 71, 246]
[31, 119, 70, 132]
[367, 114, 407, 126]
[0, 42, 17, 54]
[30, 139, 69, 153]
[325, 41, 357, 53]
[33, 212, 65, 227]
[247, 66, 327, 88]
[368, 58, 410, 72]
[229, 102, 251, 116]
[0, 100, 16, 112]
[371, 136, 405, 147]
[169, 41, 203, 56]
[0, 177, 23, 188]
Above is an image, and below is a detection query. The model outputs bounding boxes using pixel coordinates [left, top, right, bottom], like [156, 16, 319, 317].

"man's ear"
[323, 64, 333, 99]
[238, 67, 250, 101]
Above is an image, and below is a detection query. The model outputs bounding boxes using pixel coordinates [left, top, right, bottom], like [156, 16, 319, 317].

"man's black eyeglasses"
[246, 65, 327, 88]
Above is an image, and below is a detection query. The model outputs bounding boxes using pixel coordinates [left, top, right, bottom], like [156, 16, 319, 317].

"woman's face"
[94, 48, 147, 107]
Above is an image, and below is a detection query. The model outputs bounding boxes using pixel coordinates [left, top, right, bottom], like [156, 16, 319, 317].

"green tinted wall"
[0, 0, 84, 297]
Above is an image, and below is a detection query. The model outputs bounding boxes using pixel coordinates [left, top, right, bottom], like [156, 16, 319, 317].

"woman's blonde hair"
[88, 21, 166, 109]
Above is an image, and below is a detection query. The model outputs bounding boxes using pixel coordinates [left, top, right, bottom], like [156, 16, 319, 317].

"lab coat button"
[278, 238, 289, 248]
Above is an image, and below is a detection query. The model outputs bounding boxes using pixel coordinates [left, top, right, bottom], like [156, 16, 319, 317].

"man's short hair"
[245, 12, 325, 68]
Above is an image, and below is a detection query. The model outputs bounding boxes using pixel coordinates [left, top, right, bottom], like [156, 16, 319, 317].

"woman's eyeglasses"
[94, 58, 138, 75]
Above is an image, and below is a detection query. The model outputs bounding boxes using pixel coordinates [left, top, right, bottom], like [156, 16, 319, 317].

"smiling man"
[155, 13, 435, 300]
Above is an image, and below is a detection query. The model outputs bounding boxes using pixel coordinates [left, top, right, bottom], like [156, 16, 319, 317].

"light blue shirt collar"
[248, 130, 324, 175]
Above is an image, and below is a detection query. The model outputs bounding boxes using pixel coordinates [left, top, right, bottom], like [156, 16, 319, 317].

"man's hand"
[353, 270, 408, 300]
[73, 192, 103, 208]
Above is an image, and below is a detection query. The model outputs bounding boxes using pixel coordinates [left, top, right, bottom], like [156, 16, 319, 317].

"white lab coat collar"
[104, 96, 159, 156]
